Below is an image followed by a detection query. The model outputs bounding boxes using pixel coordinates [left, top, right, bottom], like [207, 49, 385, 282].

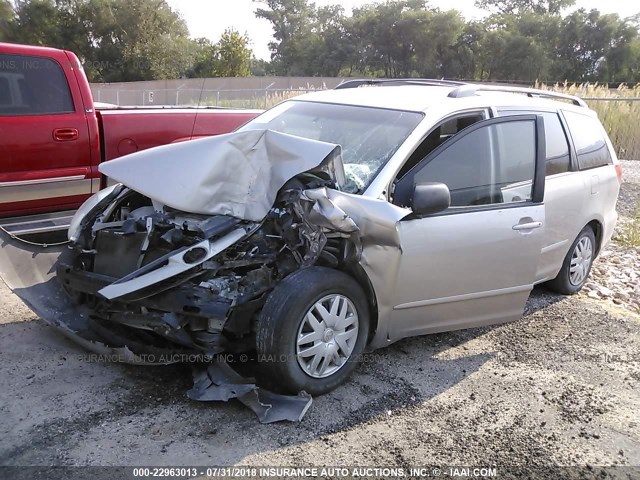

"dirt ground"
[1, 168, 639, 476]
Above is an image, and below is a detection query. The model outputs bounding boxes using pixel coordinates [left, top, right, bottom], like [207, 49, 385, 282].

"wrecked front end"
[57, 176, 359, 360]
[1, 129, 410, 422]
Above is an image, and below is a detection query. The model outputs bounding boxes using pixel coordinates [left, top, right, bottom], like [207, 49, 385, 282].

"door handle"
[512, 221, 542, 231]
[53, 128, 79, 142]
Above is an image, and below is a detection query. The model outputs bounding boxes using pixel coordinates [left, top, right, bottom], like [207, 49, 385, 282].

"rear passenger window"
[542, 113, 571, 175]
[0, 54, 74, 116]
[498, 110, 570, 176]
[563, 110, 612, 170]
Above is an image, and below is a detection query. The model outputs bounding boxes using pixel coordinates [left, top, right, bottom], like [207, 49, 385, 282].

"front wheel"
[255, 267, 370, 395]
[547, 226, 596, 295]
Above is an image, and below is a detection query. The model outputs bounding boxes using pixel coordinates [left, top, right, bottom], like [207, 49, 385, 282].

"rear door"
[388, 115, 546, 341]
[0, 50, 93, 217]
[496, 109, 584, 282]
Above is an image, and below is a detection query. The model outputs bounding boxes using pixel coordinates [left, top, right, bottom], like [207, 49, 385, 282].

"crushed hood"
[99, 129, 346, 222]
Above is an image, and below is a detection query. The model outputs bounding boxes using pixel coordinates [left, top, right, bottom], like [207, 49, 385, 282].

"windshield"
[238, 101, 423, 193]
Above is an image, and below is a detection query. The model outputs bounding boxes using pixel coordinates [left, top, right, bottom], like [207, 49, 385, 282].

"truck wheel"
[547, 226, 596, 295]
[255, 267, 370, 395]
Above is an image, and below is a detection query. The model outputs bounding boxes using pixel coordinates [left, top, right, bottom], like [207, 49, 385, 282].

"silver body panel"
[2, 86, 619, 359]
[383, 204, 544, 344]
[88, 95, 623, 348]
[354, 95, 619, 348]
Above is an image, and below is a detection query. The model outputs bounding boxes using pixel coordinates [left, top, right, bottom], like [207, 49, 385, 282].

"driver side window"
[395, 112, 485, 179]
[393, 119, 538, 209]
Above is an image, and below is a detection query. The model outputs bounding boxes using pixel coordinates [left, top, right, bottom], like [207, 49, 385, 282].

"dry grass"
[539, 83, 640, 160]
[197, 86, 321, 109]
[617, 208, 640, 248]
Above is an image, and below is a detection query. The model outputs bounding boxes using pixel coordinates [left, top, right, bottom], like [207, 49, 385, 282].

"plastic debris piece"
[188, 362, 313, 423]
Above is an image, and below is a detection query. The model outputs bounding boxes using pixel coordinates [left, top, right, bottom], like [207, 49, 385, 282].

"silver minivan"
[52, 80, 622, 396]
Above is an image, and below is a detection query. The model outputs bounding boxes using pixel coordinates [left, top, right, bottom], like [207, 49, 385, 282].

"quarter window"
[0, 54, 74, 116]
[563, 110, 612, 169]
[394, 119, 537, 208]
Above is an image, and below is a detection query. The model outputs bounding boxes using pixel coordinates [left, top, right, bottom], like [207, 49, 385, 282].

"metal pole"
[264, 82, 275, 110]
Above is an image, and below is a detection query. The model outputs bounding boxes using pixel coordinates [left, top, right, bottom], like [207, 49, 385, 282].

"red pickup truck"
[0, 43, 261, 235]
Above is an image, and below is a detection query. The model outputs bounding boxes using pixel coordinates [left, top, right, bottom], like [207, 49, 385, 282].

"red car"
[0, 42, 261, 235]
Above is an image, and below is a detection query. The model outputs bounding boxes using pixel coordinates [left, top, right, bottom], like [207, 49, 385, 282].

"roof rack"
[335, 78, 467, 89]
[448, 84, 587, 107]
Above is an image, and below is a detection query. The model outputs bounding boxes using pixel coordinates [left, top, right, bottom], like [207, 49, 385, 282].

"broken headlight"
[67, 183, 123, 243]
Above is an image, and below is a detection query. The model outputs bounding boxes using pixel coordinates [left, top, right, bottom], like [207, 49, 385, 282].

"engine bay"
[57, 174, 361, 355]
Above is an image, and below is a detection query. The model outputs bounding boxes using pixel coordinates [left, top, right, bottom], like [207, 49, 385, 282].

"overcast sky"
[166, 0, 640, 60]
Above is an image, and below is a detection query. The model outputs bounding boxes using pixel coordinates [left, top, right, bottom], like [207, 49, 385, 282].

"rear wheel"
[547, 226, 596, 295]
[255, 267, 370, 395]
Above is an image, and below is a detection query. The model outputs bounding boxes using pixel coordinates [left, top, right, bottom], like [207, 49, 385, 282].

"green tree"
[554, 9, 638, 81]
[475, 0, 575, 15]
[349, 0, 428, 77]
[189, 37, 218, 77]
[254, 0, 316, 75]
[214, 28, 251, 77]
[416, 9, 466, 78]
[189, 30, 252, 78]
[0, 0, 13, 41]
[305, 5, 353, 76]
[602, 37, 640, 83]
[7, 0, 197, 81]
[346, 1, 465, 78]
[80, 0, 195, 81]
[445, 21, 487, 79]
[10, 0, 85, 51]
[474, 12, 560, 81]
[250, 57, 275, 76]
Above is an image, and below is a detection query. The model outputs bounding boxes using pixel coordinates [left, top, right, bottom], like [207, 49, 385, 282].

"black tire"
[255, 266, 370, 395]
[547, 226, 596, 295]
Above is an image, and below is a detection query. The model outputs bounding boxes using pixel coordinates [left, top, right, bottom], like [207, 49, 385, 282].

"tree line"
[256, 0, 640, 82]
[1, 0, 639, 83]
[0, 0, 252, 81]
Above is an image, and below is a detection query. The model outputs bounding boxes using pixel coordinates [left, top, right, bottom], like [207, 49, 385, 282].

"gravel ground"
[0, 162, 639, 477]
[582, 161, 640, 312]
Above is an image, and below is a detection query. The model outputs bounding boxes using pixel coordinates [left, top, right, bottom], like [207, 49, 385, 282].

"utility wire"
[0, 226, 69, 248]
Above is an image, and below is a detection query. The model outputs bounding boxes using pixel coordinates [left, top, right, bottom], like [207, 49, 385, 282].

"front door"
[388, 115, 547, 341]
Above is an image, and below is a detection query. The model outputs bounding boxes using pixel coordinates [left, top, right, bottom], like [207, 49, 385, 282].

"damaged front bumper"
[58, 176, 342, 358]
[0, 226, 313, 423]
[1, 128, 413, 422]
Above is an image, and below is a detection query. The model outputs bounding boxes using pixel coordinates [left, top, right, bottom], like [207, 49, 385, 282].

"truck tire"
[547, 226, 596, 295]
[256, 266, 370, 395]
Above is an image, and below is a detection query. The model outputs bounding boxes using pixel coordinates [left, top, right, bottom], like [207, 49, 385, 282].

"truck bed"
[98, 107, 262, 161]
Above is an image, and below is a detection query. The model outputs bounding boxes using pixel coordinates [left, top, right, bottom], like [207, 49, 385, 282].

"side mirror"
[411, 182, 451, 216]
